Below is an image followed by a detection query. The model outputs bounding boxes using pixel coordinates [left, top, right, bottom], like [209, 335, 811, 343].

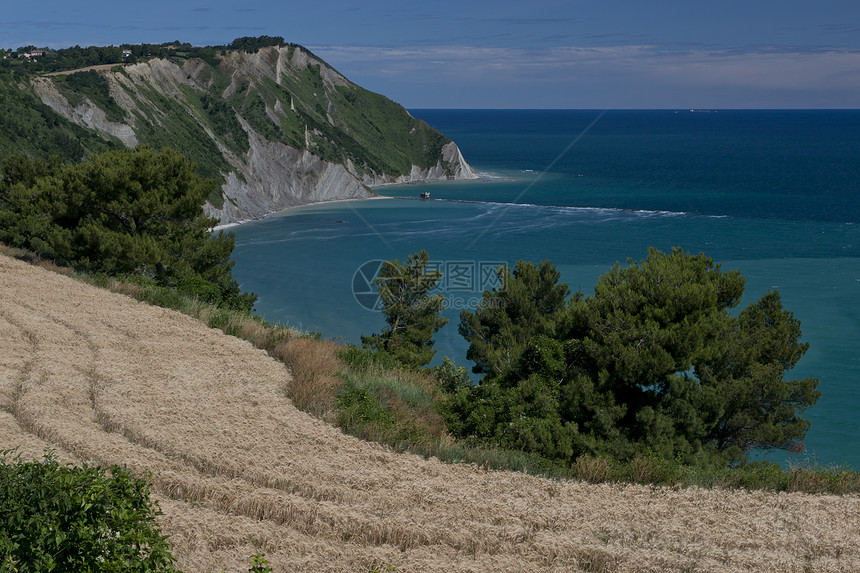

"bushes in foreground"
[0, 450, 178, 572]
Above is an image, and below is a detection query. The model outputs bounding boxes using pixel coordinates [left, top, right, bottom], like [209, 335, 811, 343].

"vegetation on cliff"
[0, 36, 463, 219]
[0, 74, 118, 162]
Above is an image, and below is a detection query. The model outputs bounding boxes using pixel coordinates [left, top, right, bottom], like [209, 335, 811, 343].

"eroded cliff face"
[214, 119, 374, 224]
[30, 45, 477, 225]
[32, 77, 139, 147]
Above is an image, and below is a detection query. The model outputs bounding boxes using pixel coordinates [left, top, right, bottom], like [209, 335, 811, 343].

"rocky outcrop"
[357, 142, 476, 187]
[29, 44, 477, 225]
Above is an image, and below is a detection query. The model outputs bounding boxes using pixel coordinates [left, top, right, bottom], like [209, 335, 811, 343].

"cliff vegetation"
[0, 36, 476, 224]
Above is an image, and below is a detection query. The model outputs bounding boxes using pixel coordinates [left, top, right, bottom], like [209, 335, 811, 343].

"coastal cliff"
[27, 43, 477, 224]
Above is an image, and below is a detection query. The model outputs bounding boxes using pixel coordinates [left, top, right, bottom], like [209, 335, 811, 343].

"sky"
[3, 0, 859, 109]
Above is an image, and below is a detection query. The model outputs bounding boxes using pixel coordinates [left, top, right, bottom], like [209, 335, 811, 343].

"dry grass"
[573, 455, 615, 484]
[1, 252, 860, 572]
[276, 337, 343, 418]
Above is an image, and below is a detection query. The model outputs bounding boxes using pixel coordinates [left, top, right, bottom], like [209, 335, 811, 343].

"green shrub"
[135, 286, 189, 312]
[336, 377, 398, 439]
[0, 449, 177, 572]
[725, 461, 789, 491]
[177, 273, 223, 306]
[431, 357, 473, 393]
[248, 553, 272, 573]
[206, 308, 234, 331]
[338, 345, 404, 373]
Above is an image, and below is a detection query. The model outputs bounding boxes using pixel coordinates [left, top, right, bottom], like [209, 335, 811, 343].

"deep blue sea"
[230, 110, 860, 469]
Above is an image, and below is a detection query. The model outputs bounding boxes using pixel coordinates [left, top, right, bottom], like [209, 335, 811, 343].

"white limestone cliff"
[30, 46, 478, 226]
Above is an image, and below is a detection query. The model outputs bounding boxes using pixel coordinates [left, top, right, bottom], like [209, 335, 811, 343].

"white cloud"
[309, 43, 860, 101]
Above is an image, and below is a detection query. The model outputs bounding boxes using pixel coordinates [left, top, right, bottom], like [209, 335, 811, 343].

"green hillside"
[0, 74, 119, 161]
[0, 37, 457, 199]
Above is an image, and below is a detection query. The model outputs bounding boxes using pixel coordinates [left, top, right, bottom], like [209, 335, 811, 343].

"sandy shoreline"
[212, 172, 503, 231]
[212, 195, 393, 231]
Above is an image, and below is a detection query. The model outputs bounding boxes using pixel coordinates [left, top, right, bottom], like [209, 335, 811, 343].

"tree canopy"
[361, 249, 448, 368]
[459, 260, 572, 377]
[447, 248, 820, 466]
[0, 146, 255, 311]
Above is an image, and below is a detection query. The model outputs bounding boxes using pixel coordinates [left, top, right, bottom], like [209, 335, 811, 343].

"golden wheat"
[1, 253, 858, 572]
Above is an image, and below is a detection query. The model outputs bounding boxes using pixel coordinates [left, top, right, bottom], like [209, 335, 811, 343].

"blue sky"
[3, 0, 859, 108]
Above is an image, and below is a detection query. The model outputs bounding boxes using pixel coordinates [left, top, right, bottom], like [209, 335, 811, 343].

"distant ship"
[420, 191, 431, 200]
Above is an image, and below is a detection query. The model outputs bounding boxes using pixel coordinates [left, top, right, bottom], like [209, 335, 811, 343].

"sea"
[229, 109, 860, 469]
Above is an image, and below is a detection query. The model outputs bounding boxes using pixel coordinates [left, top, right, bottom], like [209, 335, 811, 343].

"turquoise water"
[230, 110, 860, 469]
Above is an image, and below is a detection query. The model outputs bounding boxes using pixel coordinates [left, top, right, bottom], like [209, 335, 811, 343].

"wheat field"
[1, 253, 858, 572]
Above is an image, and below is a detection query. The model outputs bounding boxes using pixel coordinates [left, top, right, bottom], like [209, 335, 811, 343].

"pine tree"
[361, 250, 448, 368]
[448, 248, 820, 465]
[459, 260, 571, 377]
[0, 146, 255, 311]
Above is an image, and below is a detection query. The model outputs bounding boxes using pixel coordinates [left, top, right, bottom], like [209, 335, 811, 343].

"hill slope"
[1, 254, 859, 572]
[7, 42, 476, 224]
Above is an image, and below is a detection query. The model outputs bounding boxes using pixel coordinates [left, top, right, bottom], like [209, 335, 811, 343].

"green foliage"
[336, 365, 446, 448]
[460, 260, 571, 377]
[448, 248, 820, 467]
[7, 45, 125, 73]
[248, 553, 273, 573]
[445, 336, 580, 461]
[3, 39, 282, 74]
[361, 250, 448, 368]
[0, 146, 256, 311]
[337, 376, 400, 439]
[229, 36, 286, 53]
[335, 348, 450, 449]
[431, 357, 473, 393]
[339, 345, 405, 373]
[698, 290, 822, 453]
[0, 449, 178, 572]
[239, 89, 286, 145]
[327, 84, 451, 175]
[130, 85, 233, 181]
[245, 57, 451, 177]
[0, 75, 117, 162]
[199, 93, 249, 157]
